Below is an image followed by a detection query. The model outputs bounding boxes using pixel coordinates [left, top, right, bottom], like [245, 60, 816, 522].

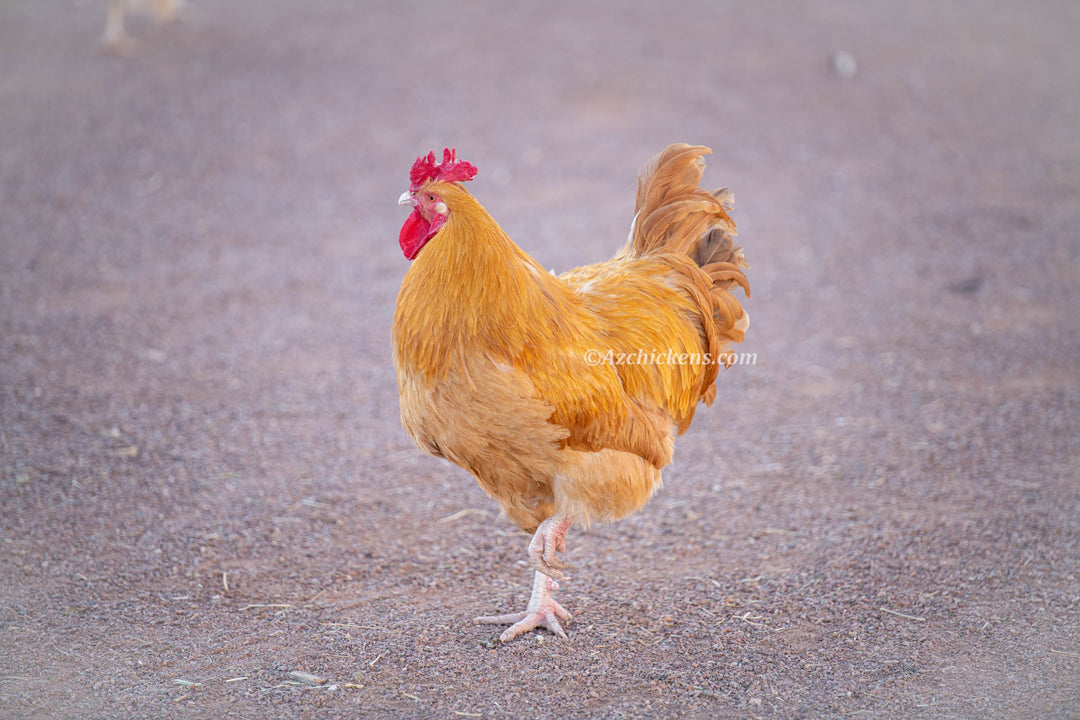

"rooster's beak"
[398, 191, 415, 207]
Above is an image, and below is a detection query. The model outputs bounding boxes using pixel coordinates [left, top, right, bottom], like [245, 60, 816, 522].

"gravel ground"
[1, 1, 1078, 718]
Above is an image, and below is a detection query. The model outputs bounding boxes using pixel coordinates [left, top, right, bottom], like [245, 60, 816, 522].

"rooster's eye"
[428, 195, 436, 202]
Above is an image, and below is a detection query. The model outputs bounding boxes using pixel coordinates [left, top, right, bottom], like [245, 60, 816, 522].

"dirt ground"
[1, 1, 1078, 718]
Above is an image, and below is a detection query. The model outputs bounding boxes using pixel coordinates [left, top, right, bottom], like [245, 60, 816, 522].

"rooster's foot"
[475, 570, 572, 642]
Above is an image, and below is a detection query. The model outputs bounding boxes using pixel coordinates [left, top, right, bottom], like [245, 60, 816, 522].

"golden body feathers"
[393, 144, 749, 533]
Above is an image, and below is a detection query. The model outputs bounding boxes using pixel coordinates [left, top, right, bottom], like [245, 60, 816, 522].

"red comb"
[409, 148, 478, 191]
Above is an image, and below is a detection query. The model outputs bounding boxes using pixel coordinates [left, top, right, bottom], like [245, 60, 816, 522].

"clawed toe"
[474, 610, 529, 626]
[474, 570, 573, 643]
[528, 515, 573, 580]
[530, 553, 571, 580]
[475, 604, 571, 642]
[507, 609, 569, 642]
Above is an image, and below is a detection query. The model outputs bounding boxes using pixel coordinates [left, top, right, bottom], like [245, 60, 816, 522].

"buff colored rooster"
[393, 145, 749, 643]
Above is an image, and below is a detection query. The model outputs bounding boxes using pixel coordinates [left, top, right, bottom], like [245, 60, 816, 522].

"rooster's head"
[397, 148, 478, 260]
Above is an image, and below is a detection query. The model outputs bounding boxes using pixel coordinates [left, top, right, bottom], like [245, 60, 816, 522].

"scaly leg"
[474, 514, 575, 642]
[475, 569, 572, 642]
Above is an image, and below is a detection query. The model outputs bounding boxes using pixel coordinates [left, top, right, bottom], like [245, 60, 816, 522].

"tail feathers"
[629, 144, 751, 398]
[630, 147, 748, 300]
[633, 144, 709, 223]
[690, 189, 738, 264]
[629, 145, 740, 262]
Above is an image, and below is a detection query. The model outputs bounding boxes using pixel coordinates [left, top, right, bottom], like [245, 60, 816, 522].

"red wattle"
[399, 209, 430, 260]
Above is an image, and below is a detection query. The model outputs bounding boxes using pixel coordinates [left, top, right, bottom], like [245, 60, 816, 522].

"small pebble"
[831, 50, 858, 78]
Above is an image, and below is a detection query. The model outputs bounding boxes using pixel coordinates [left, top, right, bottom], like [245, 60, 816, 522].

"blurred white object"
[831, 50, 858, 78]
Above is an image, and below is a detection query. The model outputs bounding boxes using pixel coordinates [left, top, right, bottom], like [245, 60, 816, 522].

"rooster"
[393, 144, 749, 642]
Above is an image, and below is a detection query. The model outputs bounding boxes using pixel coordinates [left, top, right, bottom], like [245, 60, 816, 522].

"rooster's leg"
[474, 515, 574, 642]
[474, 569, 572, 642]
[102, 0, 129, 50]
[527, 514, 572, 580]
